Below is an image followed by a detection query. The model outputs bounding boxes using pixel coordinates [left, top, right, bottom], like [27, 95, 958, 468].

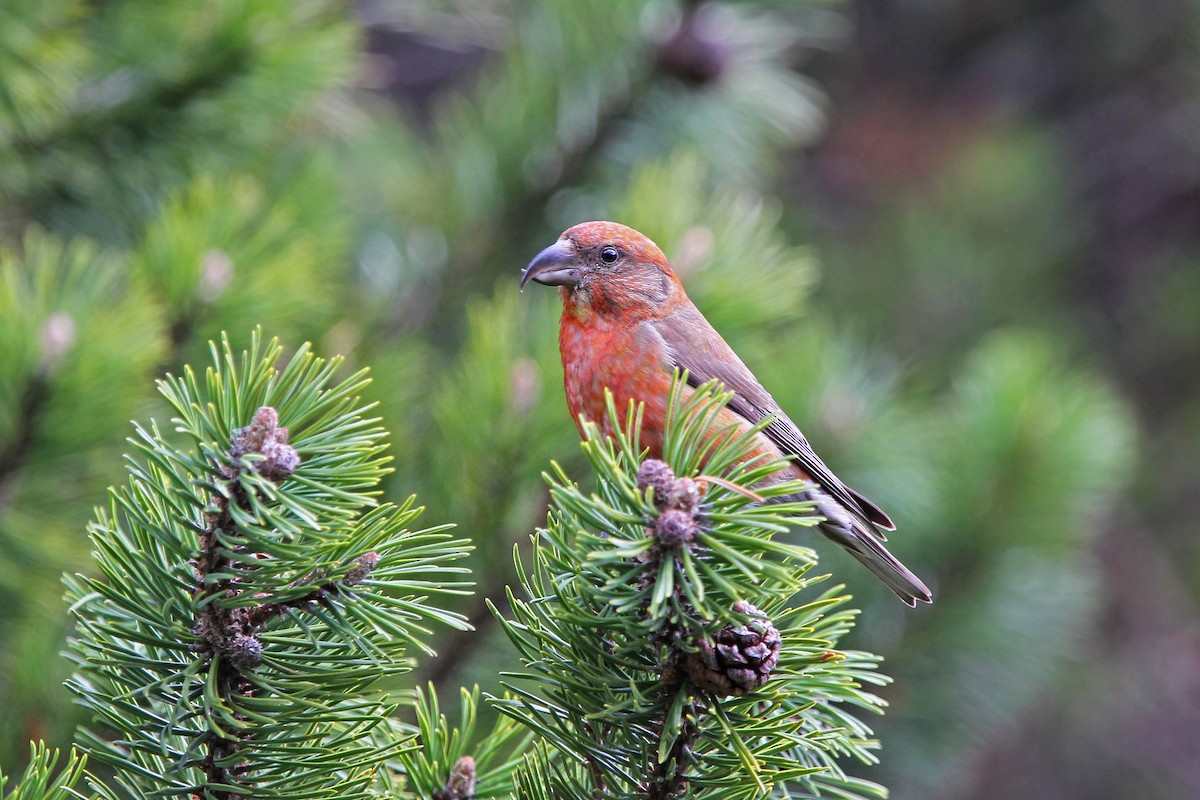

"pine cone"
[637, 459, 677, 506]
[685, 601, 780, 697]
[654, 508, 698, 547]
[230, 406, 300, 480]
[433, 755, 476, 800]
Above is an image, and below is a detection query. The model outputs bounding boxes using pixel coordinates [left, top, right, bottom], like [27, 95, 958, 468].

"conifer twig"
[190, 405, 382, 795]
[67, 334, 474, 800]
[491, 381, 890, 799]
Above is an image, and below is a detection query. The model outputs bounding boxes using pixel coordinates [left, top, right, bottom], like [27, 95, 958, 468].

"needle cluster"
[491, 378, 891, 800]
[63, 333, 473, 800]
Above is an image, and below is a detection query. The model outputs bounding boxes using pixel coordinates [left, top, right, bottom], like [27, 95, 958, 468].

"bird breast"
[558, 314, 674, 450]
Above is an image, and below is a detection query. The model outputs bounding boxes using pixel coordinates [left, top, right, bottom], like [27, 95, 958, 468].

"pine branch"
[398, 45, 652, 341]
[0, 743, 87, 800]
[0, 262, 83, 496]
[0, 372, 49, 494]
[65, 331, 473, 800]
[490, 378, 890, 800]
[0, 232, 154, 506]
[417, 2, 739, 335]
[394, 684, 531, 800]
[9, 43, 248, 162]
[188, 406, 386, 796]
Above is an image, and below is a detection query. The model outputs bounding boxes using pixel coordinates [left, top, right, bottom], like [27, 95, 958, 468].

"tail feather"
[808, 488, 932, 606]
[822, 521, 933, 606]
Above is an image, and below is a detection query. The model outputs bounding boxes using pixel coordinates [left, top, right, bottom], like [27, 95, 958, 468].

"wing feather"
[651, 307, 893, 535]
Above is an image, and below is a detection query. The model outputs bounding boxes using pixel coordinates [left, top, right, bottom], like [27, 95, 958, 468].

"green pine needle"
[65, 332, 473, 800]
[490, 377, 889, 799]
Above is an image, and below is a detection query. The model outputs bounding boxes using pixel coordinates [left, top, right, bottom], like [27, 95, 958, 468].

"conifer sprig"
[393, 684, 532, 800]
[490, 377, 889, 800]
[64, 332, 473, 800]
[0, 744, 86, 800]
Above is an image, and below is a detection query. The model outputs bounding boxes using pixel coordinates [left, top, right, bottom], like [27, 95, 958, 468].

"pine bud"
[229, 634, 263, 669]
[686, 601, 780, 697]
[654, 508, 699, 547]
[258, 439, 300, 480]
[344, 552, 379, 586]
[664, 476, 701, 513]
[433, 755, 476, 800]
[507, 357, 541, 415]
[231, 406, 300, 480]
[637, 458, 676, 506]
[38, 311, 77, 373]
[198, 250, 234, 303]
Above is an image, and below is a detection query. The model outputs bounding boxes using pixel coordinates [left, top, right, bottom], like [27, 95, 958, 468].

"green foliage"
[493, 382, 888, 800]
[345, 0, 647, 280]
[0, 231, 165, 761]
[133, 165, 351, 352]
[749, 321, 1134, 797]
[873, 330, 1134, 798]
[0, 231, 164, 474]
[0, 0, 1158, 797]
[342, 0, 828, 329]
[64, 333, 472, 800]
[609, 3, 826, 184]
[813, 128, 1079, 370]
[0, 744, 86, 800]
[1, 0, 355, 242]
[612, 153, 819, 340]
[394, 685, 531, 799]
[420, 290, 566, 536]
[0, 0, 363, 769]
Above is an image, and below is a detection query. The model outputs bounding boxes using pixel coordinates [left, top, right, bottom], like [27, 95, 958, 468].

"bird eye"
[599, 246, 620, 264]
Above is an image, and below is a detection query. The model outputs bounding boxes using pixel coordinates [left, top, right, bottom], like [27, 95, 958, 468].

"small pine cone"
[685, 601, 780, 697]
[637, 459, 677, 507]
[433, 755, 476, 800]
[228, 634, 263, 669]
[258, 438, 300, 480]
[663, 476, 701, 513]
[344, 551, 379, 586]
[654, 508, 699, 547]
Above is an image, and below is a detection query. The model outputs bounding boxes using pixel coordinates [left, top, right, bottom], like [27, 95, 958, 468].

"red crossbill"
[522, 221, 932, 606]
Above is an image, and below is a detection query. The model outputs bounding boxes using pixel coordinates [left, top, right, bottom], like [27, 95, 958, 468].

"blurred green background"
[1, 1, 1197, 798]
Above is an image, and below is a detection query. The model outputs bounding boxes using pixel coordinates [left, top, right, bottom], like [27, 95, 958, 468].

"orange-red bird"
[522, 221, 932, 606]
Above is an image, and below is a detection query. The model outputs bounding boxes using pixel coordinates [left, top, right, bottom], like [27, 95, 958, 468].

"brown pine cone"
[685, 601, 781, 697]
[637, 459, 678, 507]
[432, 755, 476, 800]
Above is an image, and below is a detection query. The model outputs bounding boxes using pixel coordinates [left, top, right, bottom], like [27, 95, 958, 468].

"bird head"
[521, 221, 683, 319]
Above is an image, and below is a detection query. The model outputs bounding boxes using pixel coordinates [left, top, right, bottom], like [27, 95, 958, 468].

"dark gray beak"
[520, 240, 581, 290]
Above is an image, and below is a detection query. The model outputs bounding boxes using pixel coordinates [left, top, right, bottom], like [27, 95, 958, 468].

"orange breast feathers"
[556, 310, 792, 476]
[558, 311, 675, 453]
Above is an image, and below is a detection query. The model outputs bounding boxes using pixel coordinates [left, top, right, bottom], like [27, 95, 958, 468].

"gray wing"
[651, 306, 896, 534]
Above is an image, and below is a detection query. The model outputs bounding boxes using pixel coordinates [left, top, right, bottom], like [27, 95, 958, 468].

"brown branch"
[188, 406, 376, 799]
[646, 696, 700, 800]
[0, 373, 50, 496]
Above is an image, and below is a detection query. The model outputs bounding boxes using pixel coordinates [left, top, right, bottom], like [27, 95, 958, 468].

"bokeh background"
[1, 1, 1197, 798]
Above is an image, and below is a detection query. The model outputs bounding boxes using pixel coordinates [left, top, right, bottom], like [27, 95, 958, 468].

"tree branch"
[0, 373, 49, 499]
[189, 406, 374, 798]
